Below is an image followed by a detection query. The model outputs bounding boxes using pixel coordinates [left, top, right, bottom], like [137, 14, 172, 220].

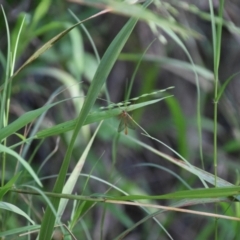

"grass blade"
[0, 145, 42, 187]
[38, 2, 149, 238]
[0, 201, 35, 225]
[57, 122, 102, 218]
[0, 99, 72, 141]
[36, 96, 172, 139]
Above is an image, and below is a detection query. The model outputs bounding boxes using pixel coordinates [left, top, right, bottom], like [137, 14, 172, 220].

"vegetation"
[1, 0, 240, 239]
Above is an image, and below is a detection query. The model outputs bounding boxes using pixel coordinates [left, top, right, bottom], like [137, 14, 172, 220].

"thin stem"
[210, 0, 224, 239]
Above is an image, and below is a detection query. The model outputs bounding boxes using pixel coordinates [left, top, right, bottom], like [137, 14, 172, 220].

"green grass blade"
[0, 225, 41, 238]
[125, 39, 156, 102]
[216, 71, 240, 101]
[0, 145, 42, 187]
[70, 0, 200, 38]
[30, 0, 51, 30]
[0, 201, 35, 225]
[0, 172, 21, 199]
[20, 85, 68, 159]
[68, 9, 100, 64]
[114, 186, 240, 201]
[129, 136, 235, 188]
[0, 12, 106, 92]
[0, 6, 11, 128]
[36, 97, 172, 139]
[11, 15, 25, 76]
[38, 4, 146, 238]
[13, 186, 238, 204]
[165, 96, 188, 158]
[135, 163, 192, 190]
[12, 20, 83, 78]
[0, 99, 73, 141]
[57, 122, 102, 218]
[119, 54, 214, 83]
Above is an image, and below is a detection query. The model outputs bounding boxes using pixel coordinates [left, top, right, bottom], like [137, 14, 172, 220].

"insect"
[118, 110, 135, 135]
[100, 87, 174, 134]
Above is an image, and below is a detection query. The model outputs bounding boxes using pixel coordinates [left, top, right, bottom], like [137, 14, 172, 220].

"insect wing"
[118, 112, 135, 134]
[125, 115, 135, 130]
[118, 118, 126, 132]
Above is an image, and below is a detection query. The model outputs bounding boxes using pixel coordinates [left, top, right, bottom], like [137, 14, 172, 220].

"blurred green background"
[1, 0, 240, 239]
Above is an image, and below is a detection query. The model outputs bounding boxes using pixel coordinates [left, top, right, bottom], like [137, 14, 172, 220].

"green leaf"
[0, 201, 35, 225]
[0, 13, 100, 92]
[0, 172, 21, 200]
[38, 4, 146, 239]
[31, 0, 52, 29]
[165, 97, 188, 158]
[12, 21, 81, 78]
[69, 200, 96, 230]
[114, 186, 240, 201]
[0, 225, 41, 238]
[130, 136, 239, 191]
[57, 122, 102, 218]
[216, 71, 240, 101]
[0, 145, 42, 187]
[0, 98, 72, 141]
[70, 0, 200, 38]
[36, 96, 172, 139]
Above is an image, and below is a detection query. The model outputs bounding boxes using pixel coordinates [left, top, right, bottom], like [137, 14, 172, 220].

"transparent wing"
[118, 119, 125, 132]
[126, 115, 136, 130]
[118, 111, 135, 133]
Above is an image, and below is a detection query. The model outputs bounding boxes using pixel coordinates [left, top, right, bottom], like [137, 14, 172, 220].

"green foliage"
[1, 0, 240, 239]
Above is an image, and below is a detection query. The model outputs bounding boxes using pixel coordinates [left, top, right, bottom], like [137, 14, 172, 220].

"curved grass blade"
[113, 185, 240, 201]
[0, 10, 109, 92]
[113, 197, 227, 240]
[38, 2, 152, 238]
[0, 98, 74, 142]
[100, 86, 174, 110]
[57, 122, 102, 218]
[0, 145, 42, 187]
[35, 97, 172, 139]
[0, 201, 35, 225]
[0, 225, 41, 238]
[216, 71, 240, 102]
[0, 172, 21, 200]
[69, 0, 200, 38]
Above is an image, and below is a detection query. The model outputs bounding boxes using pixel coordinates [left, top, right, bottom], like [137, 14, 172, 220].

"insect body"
[100, 87, 174, 134]
[118, 110, 135, 135]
